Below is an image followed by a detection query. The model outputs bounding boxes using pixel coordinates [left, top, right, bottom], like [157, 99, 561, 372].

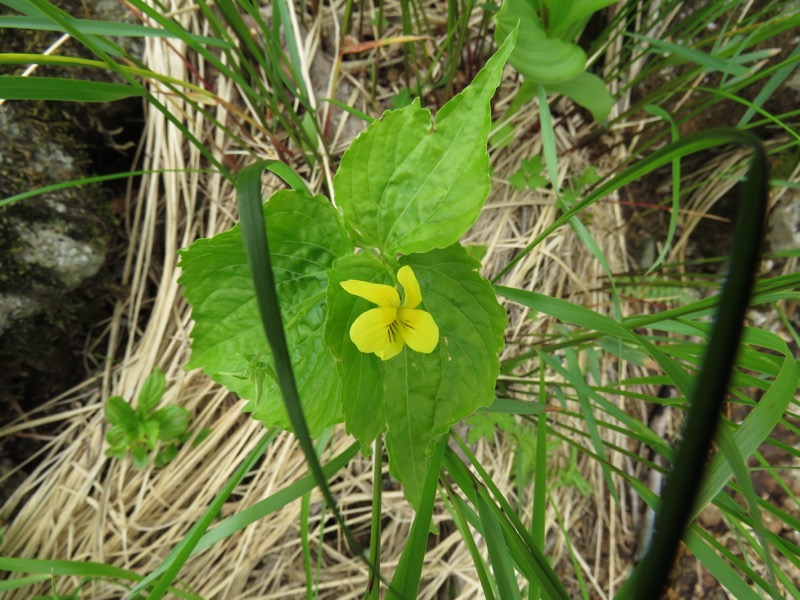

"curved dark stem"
[616, 130, 769, 599]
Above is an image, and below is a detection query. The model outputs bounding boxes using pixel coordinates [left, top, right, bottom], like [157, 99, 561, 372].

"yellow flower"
[340, 266, 439, 361]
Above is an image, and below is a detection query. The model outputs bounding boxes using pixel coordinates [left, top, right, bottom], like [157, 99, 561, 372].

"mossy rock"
[0, 0, 145, 410]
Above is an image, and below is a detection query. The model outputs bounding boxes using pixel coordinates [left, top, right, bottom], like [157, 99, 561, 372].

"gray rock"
[0, 97, 113, 397]
[0, 293, 41, 336]
[14, 220, 106, 289]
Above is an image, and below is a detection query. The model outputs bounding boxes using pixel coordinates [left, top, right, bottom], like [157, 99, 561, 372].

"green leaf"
[137, 367, 166, 416]
[141, 419, 160, 450]
[192, 428, 212, 446]
[179, 190, 353, 435]
[325, 253, 391, 450]
[105, 396, 136, 430]
[333, 31, 516, 255]
[546, 71, 614, 122]
[155, 445, 179, 469]
[466, 412, 516, 444]
[131, 445, 149, 469]
[403, 246, 508, 433]
[547, 0, 618, 38]
[382, 245, 506, 506]
[0, 76, 145, 102]
[152, 405, 191, 441]
[104, 424, 129, 449]
[495, 0, 585, 84]
[383, 350, 442, 508]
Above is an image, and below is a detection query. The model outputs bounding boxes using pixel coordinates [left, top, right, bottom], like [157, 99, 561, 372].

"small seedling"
[509, 155, 549, 191]
[104, 368, 193, 469]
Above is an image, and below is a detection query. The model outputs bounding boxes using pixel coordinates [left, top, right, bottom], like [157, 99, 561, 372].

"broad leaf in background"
[547, 0, 620, 38]
[333, 30, 516, 255]
[495, 0, 615, 121]
[547, 71, 614, 123]
[495, 1, 585, 84]
[179, 191, 353, 435]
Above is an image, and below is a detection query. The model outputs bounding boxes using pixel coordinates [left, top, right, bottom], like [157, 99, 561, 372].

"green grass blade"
[528, 362, 548, 600]
[444, 443, 570, 600]
[0, 75, 145, 101]
[479, 398, 547, 415]
[0, 169, 212, 208]
[561, 348, 619, 505]
[0, 558, 197, 599]
[7, 0, 123, 56]
[716, 423, 780, 595]
[476, 486, 522, 600]
[273, 0, 310, 101]
[493, 129, 771, 283]
[537, 83, 621, 319]
[695, 86, 800, 143]
[0, 557, 139, 582]
[320, 98, 375, 124]
[683, 528, 762, 600]
[0, 574, 50, 591]
[192, 442, 359, 554]
[495, 287, 695, 414]
[0, 54, 218, 99]
[24, 0, 231, 180]
[388, 438, 446, 599]
[365, 435, 383, 600]
[617, 130, 769, 599]
[537, 84, 559, 193]
[0, 0, 44, 16]
[549, 496, 590, 600]
[627, 32, 749, 76]
[643, 105, 681, 274]
[302, 432, 332, 600]
[445, 485, 496, 600]
[0, 15, 230, 47]
[145, 430, 278, 599]
[235, 160, 380, 587]
[738, 45, 800, 126]
[695, 344, 798, 512]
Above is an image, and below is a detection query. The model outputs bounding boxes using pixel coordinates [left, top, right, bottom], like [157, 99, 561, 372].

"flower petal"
[341, 279, 400, 308]
[376, 324, 405, 361]
[349, 307, 398, 354]
[398, 308, 439, 354]
[398, 265, 422, 309]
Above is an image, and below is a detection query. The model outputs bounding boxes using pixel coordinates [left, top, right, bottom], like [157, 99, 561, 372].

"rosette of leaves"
[495, 0, 615, 121]
[105, 368, 193, 469]
[179, 33, 516, 508]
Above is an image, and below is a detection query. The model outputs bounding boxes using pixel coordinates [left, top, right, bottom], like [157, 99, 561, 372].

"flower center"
[387, 320, 399, 343]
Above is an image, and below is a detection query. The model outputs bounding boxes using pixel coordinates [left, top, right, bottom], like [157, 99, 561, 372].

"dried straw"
[3, 1, 781, 598]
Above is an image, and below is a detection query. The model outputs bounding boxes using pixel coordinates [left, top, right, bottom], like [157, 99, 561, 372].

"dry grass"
[1, 1, 794, 599]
